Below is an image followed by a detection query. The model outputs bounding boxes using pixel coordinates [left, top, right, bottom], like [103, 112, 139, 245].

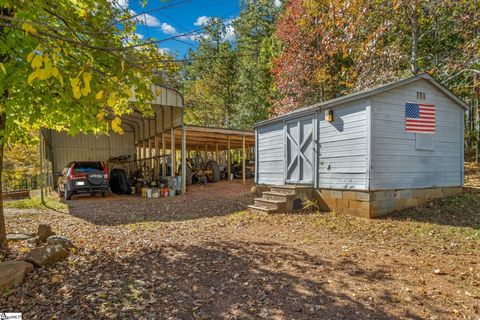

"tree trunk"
[0, 6, 12, 250]
[0, 112, 6, 249]
[410, 5, 419, 75]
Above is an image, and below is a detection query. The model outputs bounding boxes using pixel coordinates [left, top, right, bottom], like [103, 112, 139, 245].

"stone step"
[262, 191, 295, 202]
[254, 198, 287, 211]
[247, 205, 277, 214]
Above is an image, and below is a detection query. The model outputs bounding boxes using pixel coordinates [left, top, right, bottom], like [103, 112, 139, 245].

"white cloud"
[111, 0, 128, 9]
[161, 22, 177, 35]
[193, 16, 211, 26]
[137, 12, 161, 27]
[135, 33, 144, 39]
[274, 0, 281, 7]
[224, 24, 236, 42]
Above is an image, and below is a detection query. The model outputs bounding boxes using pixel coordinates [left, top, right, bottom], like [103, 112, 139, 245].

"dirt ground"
[1, 173, 479, 319]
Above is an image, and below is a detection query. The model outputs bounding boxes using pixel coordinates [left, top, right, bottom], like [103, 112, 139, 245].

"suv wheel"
[64, 185, 72, 200]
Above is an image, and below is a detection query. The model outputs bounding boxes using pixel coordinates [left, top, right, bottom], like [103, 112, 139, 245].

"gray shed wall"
[370, 79, 464, 189]
[318, 100, 368, 190]
[255, 78, 464, 191]
[256, 121, 285, 185]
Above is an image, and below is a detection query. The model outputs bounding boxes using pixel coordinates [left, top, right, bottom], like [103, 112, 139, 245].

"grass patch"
[4, 194, 67, 211]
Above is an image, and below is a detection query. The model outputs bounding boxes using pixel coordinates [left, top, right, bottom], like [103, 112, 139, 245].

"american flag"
[405, 102, 436, 133]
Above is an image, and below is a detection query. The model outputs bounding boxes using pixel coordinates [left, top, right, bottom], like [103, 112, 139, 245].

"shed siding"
[51, 131, 135, 173]
[256, 122, 285, 185]
[318, 100, 368, 190]
[371, 79, 463, 189]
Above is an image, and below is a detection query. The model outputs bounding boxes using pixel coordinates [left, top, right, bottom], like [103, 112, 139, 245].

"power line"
[136, 52, 257, 65]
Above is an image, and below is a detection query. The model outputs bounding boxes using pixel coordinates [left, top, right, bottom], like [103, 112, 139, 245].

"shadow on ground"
[61, 180, 256, 226]
[5, 241, 439, 319]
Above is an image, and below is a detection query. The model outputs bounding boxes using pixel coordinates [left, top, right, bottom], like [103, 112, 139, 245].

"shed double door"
[285, 115, 315, 184]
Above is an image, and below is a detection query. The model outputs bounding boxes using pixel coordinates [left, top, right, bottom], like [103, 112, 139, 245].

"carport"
[40, 85, 187, 194]
[39, 86, 256, 198]
[164, 125, 255, 185]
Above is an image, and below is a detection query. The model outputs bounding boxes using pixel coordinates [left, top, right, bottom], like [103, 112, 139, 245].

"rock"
[6, 233, 33, 242]
[24, 245, 67, 267]
[47, 235, 74, 249]
[37, 224, 55, 242]
[27, 236, 41, 245]
[0, 261, 34, 291]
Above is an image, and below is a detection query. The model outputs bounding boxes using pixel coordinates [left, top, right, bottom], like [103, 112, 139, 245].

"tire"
[64, 185, 72, 200]
[101, 192, 106, 197]
[87, 170, 105, 186]
[206, 160, 220, 183]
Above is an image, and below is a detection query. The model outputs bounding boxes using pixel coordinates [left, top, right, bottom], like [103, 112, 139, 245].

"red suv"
[57, 161, 109, 200]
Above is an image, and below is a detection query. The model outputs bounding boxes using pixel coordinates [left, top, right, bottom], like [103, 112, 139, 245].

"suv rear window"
[73, 162, 103, 174]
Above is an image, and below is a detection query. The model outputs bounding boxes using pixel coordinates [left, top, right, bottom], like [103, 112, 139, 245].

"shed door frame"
[283, 113, 317, 185]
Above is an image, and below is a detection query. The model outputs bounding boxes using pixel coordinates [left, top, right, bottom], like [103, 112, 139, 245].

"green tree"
[0, 0, 176, 248]
[183, 19, 238, 128]
[231, 0, 280, 129]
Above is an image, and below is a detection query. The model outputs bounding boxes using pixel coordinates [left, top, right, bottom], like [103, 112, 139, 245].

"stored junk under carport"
[40, 85, 188, 197]
[39, 86, 256, 199]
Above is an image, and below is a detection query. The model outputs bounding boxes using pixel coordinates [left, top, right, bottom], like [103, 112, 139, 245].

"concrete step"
[262, 191, 295, 202]
[254, 198, 287, 211]
[247, 205, 277, 214]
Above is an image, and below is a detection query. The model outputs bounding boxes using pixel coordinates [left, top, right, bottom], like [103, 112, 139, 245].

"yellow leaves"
[69, 72, 92, 98]
[111, 76, 118, 83]
[155, 88, 161, 96]
[31, 55, 43, 69]
[28, 71, 37, 85]
[57, 73, 64, 86]
[121, 61, 125, 73]
[111, 117, 124, 134]
[96, 111, 105, 121]
[95, 90, 104, 100]
[124, 88, 132, 99]
[107, 93, 117, 107]
[0, 63, 5, 75]
[21, 22, 37, 36]
[70, 77, 82, 99]
[51, 67, 59, 77]
[81, 72, 92, 96]
[27, 52, 35, 63]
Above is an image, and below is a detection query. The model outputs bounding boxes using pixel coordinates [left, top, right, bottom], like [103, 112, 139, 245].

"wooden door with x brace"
[285, 115, 315, 184]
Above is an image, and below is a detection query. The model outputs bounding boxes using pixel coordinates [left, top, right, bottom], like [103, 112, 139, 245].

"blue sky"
[116, 0, 242, 57]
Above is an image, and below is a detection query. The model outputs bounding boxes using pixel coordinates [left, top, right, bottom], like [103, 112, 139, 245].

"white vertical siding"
[370, 79, 463, 189]
[318, 100, 368, 190]
[256, 121, 285, 185]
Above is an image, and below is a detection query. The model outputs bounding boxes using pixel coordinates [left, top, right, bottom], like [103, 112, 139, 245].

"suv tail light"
[68, 164, 75, 179]
[103, 167, 108, 180]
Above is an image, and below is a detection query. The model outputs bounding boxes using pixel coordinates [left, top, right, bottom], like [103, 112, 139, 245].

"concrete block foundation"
[316, 187, 462, 218]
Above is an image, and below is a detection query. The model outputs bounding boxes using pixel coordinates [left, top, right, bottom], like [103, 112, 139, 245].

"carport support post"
[204, 143, 208, 161]
[242, 134, 246, 185]
[215, 143, 219, 162]
[170, 107, 175, 177]
[227, 135, 231, 180]
[181, 111, 186, 193]
[162, 107, 166, 177]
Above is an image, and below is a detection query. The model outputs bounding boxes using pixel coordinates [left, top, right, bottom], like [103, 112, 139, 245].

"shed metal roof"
[254, 73, 468, 128]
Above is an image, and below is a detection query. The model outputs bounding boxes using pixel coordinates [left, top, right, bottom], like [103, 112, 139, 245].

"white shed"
[252, 74, 467, 218]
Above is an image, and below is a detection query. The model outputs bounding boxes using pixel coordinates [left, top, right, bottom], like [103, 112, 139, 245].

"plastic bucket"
[168, 189, 176, 197]
[146, 188, 152, 198]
